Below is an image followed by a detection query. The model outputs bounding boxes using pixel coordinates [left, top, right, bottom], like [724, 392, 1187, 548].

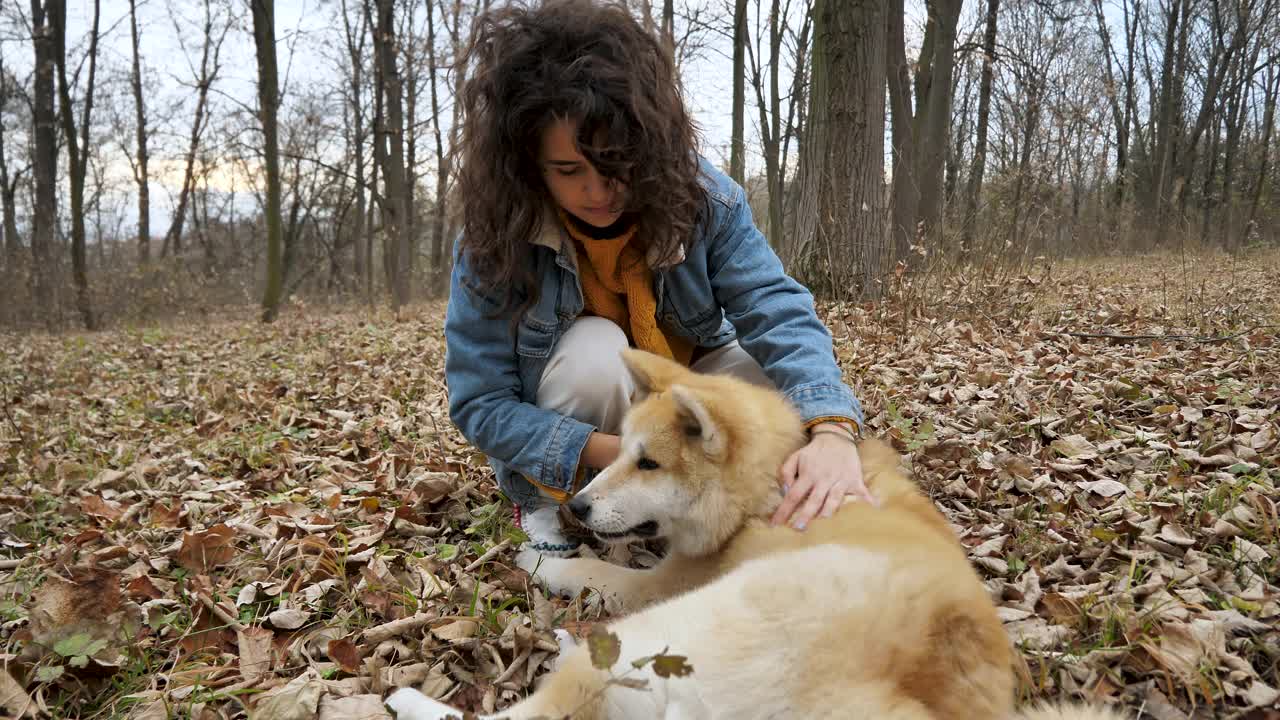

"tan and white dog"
[388, 350, 1124, 720]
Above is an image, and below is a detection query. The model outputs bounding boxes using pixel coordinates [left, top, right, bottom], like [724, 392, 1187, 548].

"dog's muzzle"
[593, 520, 660, 541]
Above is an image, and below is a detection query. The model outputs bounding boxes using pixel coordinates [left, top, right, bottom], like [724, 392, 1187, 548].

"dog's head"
[566, 349, 806, 557]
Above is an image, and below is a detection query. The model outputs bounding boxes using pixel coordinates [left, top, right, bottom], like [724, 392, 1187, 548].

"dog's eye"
[636, 457, 660, 471]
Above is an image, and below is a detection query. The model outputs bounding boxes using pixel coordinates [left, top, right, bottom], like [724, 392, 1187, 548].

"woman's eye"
[556, 167, 580, 177]
[637, 457, 660, 471]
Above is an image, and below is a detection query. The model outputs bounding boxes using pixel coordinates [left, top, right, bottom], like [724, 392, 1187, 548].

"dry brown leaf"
[328, 638, 363, 674]
[27, 566, 130, 657]
[317, 694, 392, 720]
[0, 667, 36, 719]
[251, 668, 323, 720]
[266, 608, 311, 630]
[430, 618, 479, 644]
[238, 626, 275, 682]
[1051, 435, 1099, 460]
[175, 524, 237, 573]
[149, 501, 182, 528]
[1077, 479, 1128, 497]
[81, 495, 126, 522]
[1158, 523, 1197, 547]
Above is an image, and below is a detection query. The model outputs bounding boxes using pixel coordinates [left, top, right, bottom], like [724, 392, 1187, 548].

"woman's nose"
[583, 167, 614, 204]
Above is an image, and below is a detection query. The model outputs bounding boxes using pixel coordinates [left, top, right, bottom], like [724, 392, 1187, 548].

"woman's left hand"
[771, 426, 876, 530]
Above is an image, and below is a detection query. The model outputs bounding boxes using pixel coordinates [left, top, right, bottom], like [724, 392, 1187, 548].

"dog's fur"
[387, 350, 1124, 720]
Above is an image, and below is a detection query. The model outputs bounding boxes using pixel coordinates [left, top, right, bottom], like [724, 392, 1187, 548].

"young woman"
[444, 0, 871, 555]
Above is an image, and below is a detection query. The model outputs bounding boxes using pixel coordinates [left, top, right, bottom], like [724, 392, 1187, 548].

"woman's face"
[538, 118, 628, 228]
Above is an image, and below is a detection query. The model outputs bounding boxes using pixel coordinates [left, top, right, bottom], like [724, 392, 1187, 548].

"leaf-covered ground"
[1, 251, 1277, 720]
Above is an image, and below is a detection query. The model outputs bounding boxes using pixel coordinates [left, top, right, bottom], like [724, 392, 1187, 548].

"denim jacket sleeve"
[444, 246, 595, 492]
[706, 178, 865, 429]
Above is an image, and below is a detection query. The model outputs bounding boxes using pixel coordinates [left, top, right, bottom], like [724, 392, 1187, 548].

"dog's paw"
[516, 552, 582, 599]
[553, 628, 577, 653]
[384, 688, 468, 720]
[515, 547, 546, 576]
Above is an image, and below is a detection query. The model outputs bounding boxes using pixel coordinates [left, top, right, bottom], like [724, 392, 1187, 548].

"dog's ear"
[668, 385, 726, 457]
[621, 349, 688, 402]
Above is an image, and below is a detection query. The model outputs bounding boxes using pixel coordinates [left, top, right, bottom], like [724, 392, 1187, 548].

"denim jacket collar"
[530, 203, 686, 268]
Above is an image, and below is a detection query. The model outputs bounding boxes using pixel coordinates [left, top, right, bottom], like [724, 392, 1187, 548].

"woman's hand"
[771, 424, 875, 530]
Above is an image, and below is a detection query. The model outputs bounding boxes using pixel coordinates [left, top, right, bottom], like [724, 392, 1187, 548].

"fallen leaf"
[430, 618, 478, 645]
[175, 524, 237, 573]
[327, 638, 363, 674]
[0, 667, 36, 718]
[1052, 435, 1099, 460]
[238, 626, 274, 682]
[317, 694, 392, 720]
[587, 625, 621, 670]
[251, 668, 323, 720]
[1077, 479, 1128, 497]
[266, 608, 310, 630]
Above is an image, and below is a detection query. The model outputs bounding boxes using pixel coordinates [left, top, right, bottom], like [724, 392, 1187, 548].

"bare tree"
[1241, 59, 1277, 246]
[887, 0, 964, 261]
[0, 50, 27, 269]
[29, 0, 58, 324]
[371, 0, 411, 312]
[961, 0, 998, 251]
[128, 0, 151, 265]
[162, 0, 229, 259]
[340, 0, 370, 296]
[1092, 0, 1138, 214]
[729, 0, 747, 184]
[50, 0, 102, 330]
[787, 0, 888, 298]
[746, 0, 812, 247]
[252, 0, 285, 322]
[425, 0, 448, 296]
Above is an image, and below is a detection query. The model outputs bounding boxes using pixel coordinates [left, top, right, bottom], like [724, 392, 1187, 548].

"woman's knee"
[536, 317, 634, 428]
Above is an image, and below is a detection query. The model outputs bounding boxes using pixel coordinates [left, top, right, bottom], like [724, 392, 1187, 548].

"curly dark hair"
[457, 0, 705, 316]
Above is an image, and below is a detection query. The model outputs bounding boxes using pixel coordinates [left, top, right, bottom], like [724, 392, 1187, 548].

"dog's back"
[707, 438, 1015, 719]
[387, 352, 1124, 720]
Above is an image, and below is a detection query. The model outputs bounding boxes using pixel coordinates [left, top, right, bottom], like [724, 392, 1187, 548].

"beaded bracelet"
[809, 427, 859, 446]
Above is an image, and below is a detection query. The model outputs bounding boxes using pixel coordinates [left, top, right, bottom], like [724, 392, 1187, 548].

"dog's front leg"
[516, 549, 653, 613]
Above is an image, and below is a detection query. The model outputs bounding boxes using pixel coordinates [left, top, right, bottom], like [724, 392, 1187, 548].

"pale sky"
[0, 0, 937, 237]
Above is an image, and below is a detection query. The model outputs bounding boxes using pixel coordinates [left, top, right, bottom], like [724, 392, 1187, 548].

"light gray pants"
[535, 316, 772, 436]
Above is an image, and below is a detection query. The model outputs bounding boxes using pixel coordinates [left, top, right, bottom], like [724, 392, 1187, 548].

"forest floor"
[1, 249, 1277, 719]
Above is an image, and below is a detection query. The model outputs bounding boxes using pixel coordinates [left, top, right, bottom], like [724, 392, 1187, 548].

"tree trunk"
[748, 0, 787, 247]
[252, 0, 286, 323]
[373, 0, 412, 313]
[1198, 108, 1221, 246]
[662, 0, 674, 53]
[729, 0, 747, 184]
[128, 0, 151, 265]
[887, 0, 962, 262]
[0, 49, 23, 270]
[1241, 63, 1277, 248]
[1150, 0, 1184, 229]
[427, 0, 450, 296]
[50, 0, 101, 330]
[1009, 73, 1041, 249]
[945, 62, 971, 207]
[341, 0, 368, 293]
[403, 1, 420, 289]
[30, 0, 59, 325]
[789, 0, 888, 299]
[961, 0, 998, 252]
[914, 0, 962, 250]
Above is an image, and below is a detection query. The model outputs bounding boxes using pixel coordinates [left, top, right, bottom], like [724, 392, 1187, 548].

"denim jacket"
[444, 158, 863, 509]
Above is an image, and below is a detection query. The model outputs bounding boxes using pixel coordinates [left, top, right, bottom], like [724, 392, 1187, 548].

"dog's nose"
[567, 496, 591, 522]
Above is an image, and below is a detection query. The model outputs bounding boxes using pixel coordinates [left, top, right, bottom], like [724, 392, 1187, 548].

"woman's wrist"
[582, 431, 621, 469]
[809, 421, 858, 442]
